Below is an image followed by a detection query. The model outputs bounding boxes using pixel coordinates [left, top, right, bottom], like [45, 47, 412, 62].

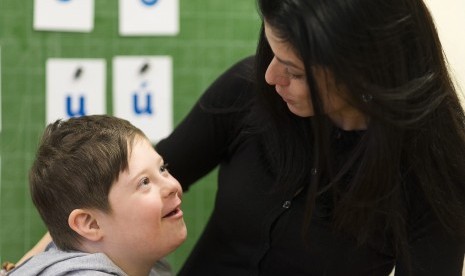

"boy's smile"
[96, 136, 187, 276]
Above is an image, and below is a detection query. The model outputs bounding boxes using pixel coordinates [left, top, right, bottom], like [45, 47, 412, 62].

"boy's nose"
[161, 176, 182, 198]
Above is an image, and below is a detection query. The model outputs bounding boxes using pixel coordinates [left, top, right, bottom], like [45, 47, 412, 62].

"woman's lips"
[276, 91, 294, 104]
[275, 87, 293, 103]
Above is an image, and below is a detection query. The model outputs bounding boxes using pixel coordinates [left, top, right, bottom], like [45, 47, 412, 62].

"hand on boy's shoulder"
[0, 261, 16, 276]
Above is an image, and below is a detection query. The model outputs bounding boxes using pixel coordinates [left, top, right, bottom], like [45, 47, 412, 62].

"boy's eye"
[139, 177, 150, 186]
[160, 163, 169, 173]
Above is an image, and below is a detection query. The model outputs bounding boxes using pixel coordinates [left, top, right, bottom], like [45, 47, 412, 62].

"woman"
[13, 0, 465, 275]
[157, 0, 465, 275]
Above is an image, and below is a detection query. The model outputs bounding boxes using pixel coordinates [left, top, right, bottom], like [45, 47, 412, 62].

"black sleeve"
[395, 196, 465, 275]
[155, 56, 255, 191]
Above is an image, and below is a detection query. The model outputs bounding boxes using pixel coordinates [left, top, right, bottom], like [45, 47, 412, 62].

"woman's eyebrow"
[275, 55, 304, 71]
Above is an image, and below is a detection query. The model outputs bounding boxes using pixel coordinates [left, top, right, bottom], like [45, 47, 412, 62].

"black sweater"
[156, 56, 464, 276]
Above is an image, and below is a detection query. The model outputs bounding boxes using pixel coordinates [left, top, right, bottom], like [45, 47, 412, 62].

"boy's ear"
[68, 209, 103, 242]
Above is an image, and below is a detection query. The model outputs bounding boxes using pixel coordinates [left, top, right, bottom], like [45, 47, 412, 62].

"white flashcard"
[46, 58, 106, 124]
[34, 0, 94, 32]
[119, 0, 179, 36]
[113, 56, 173, 143]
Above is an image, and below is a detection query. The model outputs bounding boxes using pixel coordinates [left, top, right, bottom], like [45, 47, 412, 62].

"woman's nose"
[265, 57, 290, 87]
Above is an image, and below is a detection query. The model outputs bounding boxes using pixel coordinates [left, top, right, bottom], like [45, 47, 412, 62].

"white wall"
[424, 0, 465, 102]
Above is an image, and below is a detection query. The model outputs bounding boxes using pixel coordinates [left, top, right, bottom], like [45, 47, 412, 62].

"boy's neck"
[115, 261, 152, 276]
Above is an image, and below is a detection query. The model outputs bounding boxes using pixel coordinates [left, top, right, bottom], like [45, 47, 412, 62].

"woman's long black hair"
[255, 0, 465, 268]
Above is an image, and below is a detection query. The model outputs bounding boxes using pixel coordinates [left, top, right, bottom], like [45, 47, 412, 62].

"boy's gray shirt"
[8, 243, 168, 276]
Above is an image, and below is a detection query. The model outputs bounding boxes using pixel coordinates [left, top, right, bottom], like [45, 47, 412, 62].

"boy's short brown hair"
[29, 115, 145, 251]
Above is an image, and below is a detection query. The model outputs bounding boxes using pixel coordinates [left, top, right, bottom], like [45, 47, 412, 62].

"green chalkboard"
[0, 0, 260, 272]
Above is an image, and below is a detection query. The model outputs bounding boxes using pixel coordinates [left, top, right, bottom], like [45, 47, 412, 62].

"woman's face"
[264, 21, 367, 130]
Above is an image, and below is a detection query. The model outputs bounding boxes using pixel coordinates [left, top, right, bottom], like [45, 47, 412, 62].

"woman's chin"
[287, 104, 313, 117]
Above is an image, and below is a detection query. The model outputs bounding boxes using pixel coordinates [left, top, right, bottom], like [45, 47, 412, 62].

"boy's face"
[98, 137, 186, 265]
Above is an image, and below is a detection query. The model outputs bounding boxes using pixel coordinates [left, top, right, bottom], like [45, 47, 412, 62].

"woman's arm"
[16, 232, 52, 265]
[1, 232, 52, 274]
[156, 56, 255, 191]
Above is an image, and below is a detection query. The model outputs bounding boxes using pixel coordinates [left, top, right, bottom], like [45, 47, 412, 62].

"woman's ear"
[68, 209, 103, 242]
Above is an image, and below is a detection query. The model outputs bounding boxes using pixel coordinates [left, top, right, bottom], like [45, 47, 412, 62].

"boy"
[8, 115, 187, 276]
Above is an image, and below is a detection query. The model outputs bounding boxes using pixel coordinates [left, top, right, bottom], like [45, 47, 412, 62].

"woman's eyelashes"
[285, 67, 304, 79]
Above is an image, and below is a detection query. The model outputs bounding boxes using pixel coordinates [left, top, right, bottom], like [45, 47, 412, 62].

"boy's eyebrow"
[128, 154, 164, 183]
